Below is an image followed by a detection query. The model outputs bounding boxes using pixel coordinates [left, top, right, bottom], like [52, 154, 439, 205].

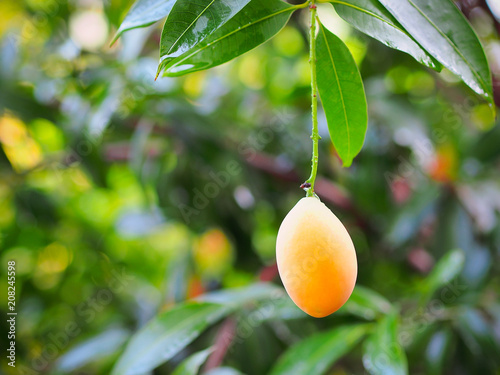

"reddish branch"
[259, 263, 279, 282]
[203, 318, 237, 372]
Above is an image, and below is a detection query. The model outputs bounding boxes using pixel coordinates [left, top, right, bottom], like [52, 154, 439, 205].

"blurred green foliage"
[0, 0, 499, 374]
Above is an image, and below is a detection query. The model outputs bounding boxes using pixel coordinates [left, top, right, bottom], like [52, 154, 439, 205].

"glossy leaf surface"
[112, 302, 229, 375]
[378, 0, 493, 103]
[112, 0, 177, 44]
[158, 0, 251, 75]
[363, 312, 408, 375]
[316, 21, 368, 167]
[329, 0, 439, 70]
[270, 325, 368, 375]
[172, 347, 214, 375]
[163, 0, 296, 77]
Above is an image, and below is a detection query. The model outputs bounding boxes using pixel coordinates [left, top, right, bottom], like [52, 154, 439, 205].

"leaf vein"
[318, 21, 351, 160]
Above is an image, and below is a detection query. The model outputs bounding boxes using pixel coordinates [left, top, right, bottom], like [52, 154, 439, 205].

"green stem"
[294, 1, 311, 9]
[305, 0, 320, 197]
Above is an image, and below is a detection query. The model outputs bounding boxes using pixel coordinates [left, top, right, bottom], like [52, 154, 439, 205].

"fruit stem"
[305, 0, 320, 197]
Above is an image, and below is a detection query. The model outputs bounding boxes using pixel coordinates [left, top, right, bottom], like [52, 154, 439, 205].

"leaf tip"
[155, 67, 162, 81]
[156, 59, 170, 81]
[342, 158, 353, 168]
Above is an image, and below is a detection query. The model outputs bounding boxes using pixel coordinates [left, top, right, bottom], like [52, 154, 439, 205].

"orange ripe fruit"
[276, 197, 357, 318]
[428, 144, 457, 183]
[193, 229, 233, 277]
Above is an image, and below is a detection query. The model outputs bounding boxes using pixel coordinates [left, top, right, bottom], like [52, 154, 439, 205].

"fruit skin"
[276, 197, 357, 318]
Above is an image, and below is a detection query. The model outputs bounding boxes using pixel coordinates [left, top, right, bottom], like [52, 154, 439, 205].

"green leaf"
[456, 308, 500, 369]
[316, 21, 368, 167]
[163, 0, 296, 77]
[377, 0, 493, 104]
[112, 302, 230, 375]
[172, 347, 214, 375]
[198, 282, 283, 306]
[256, 295, 307, 321]
[328, 0, 440, 70]
[112, 283, 280, 375]
[269, 325, 369, 375]
[421, 249, 465, 304]
[157, 0, 251, 76]
[363, 312, 408, 375]
[425, 329, 454, 375]
[341, 285, 392, 320]
[105, 0, 135, 28]
[112, 0, 177, 44]
[55, 328, 129, 372]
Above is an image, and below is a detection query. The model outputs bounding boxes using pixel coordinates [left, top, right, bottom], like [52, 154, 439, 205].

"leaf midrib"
[330, 0, 408, 36]
[405, 0, 488, 94]
[166, 0, 217, 55]
[318, 21, 351, 160]
[166, 5, 295, 71]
